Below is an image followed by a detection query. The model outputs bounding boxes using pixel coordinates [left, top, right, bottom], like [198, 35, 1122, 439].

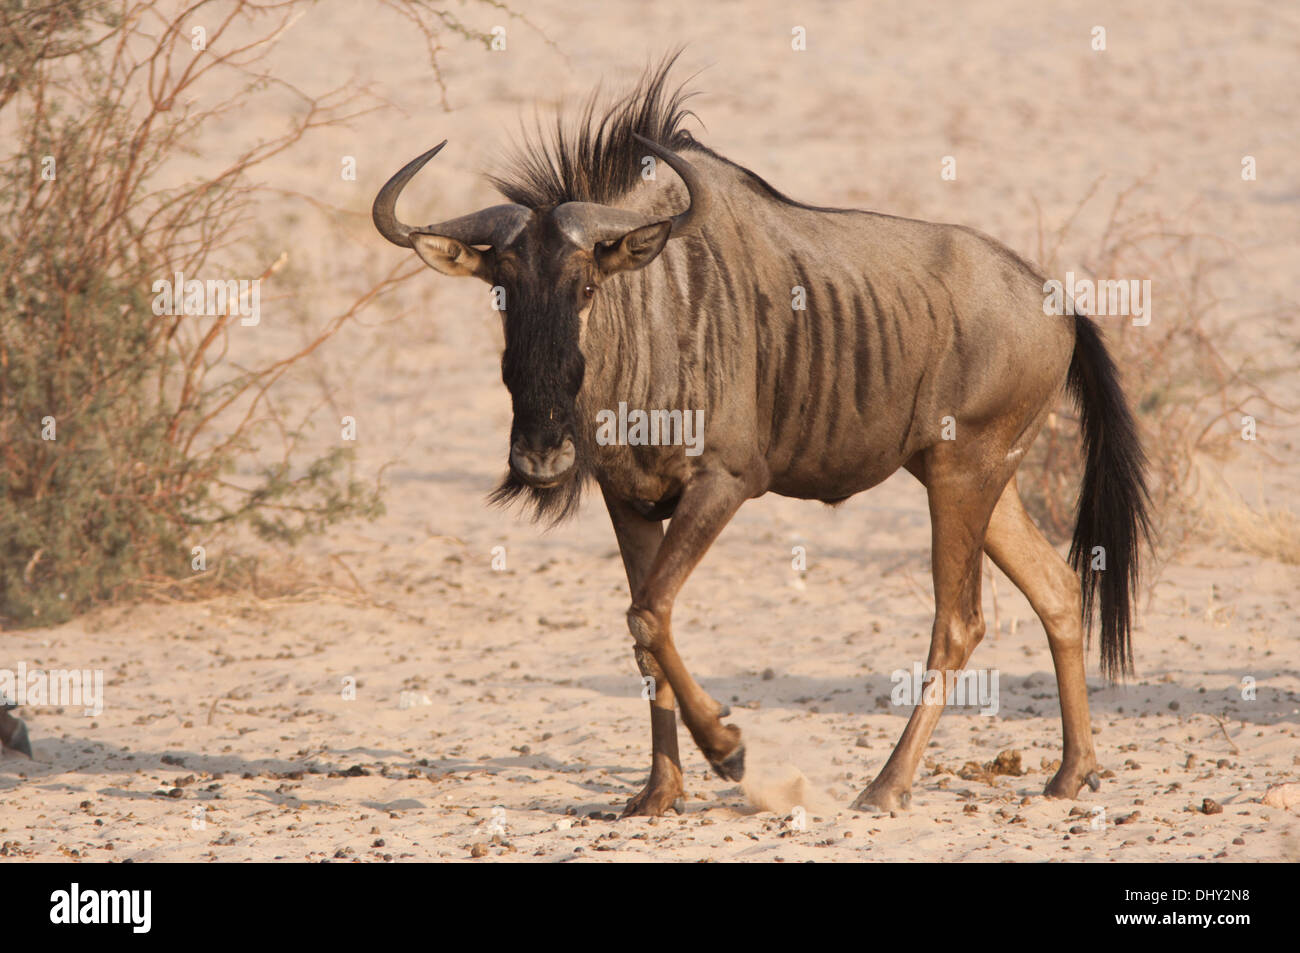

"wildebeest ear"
[410, 233, 493, 282]
[595, 220, 672, 276]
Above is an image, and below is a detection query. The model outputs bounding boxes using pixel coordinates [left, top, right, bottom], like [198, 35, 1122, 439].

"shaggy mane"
[488, 50, 701, 209]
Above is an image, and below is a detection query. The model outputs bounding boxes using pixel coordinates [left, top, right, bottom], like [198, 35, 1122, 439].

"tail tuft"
[1066, 315, 1154, 681]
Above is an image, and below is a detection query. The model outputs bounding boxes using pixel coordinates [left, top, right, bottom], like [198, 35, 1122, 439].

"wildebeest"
[373, 58, 1151, 815]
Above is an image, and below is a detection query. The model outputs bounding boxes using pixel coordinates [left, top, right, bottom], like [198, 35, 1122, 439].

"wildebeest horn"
[373, 141, 532, 249]
[632, 134, 711, 237]
[552, 135, 711, 248]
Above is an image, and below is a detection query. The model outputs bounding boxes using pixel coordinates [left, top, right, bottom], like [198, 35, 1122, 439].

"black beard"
[488, 461, 587, 526]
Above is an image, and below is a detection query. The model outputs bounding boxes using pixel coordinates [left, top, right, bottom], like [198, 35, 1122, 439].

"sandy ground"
[2, 0, 1298, 862]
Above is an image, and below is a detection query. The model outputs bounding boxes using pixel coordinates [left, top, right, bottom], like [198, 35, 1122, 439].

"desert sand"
[1, 0, 1297, 862]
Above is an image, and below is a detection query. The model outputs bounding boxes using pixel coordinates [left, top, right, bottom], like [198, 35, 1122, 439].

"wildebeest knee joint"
[626, 607, 659, 649]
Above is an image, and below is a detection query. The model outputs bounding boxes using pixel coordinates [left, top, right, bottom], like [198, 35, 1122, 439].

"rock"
[1201, 798, 1223, 815]
[957, 750, 1024, 785]
[470, 843, 489, 858]
[992, 750, 1022, 776]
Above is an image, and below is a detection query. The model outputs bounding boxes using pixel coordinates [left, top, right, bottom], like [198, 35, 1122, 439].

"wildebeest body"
[579, 150, 1073, 508]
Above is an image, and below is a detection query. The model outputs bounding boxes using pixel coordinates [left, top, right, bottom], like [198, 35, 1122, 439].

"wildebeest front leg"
[603, 489, 686, 816]
[625, 472, 749, 784]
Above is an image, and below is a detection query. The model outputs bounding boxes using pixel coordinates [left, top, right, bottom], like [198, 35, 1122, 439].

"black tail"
[1066, 315, 1153, 681]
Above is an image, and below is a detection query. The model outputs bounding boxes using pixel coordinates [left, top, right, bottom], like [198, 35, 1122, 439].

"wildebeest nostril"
[510, 437, 575, 484]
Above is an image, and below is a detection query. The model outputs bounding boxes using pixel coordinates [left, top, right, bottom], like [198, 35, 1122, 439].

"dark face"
[493, 218, 597, 490]
[374, 136, 698, 522]
[407, 208, 672, 521]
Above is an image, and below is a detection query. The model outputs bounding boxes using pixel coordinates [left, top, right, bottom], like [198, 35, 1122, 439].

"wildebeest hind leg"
[983, 476, 1101, 798]
[853, 447, 1006, 812]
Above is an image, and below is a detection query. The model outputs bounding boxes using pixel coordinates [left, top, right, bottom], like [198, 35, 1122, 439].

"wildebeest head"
[373, 135, 709, 518]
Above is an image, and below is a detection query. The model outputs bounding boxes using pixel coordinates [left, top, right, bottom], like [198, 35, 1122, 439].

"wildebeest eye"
[582, 283, 596, 299]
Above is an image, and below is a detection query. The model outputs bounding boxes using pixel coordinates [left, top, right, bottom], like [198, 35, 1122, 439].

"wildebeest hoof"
[1043, 762, 1101, 799]
[708, 744, 746, 782]
[851, 785, 911, 813]
[621, 775, 687, 817]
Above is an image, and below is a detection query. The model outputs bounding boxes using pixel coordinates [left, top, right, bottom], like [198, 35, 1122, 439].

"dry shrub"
[1191, 463, 1300, 566]
[0, 1, 554, 627]
[377, 0, 560, 110]
[1020, 177, 1296, 567]
[0, 0, 402, 625]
